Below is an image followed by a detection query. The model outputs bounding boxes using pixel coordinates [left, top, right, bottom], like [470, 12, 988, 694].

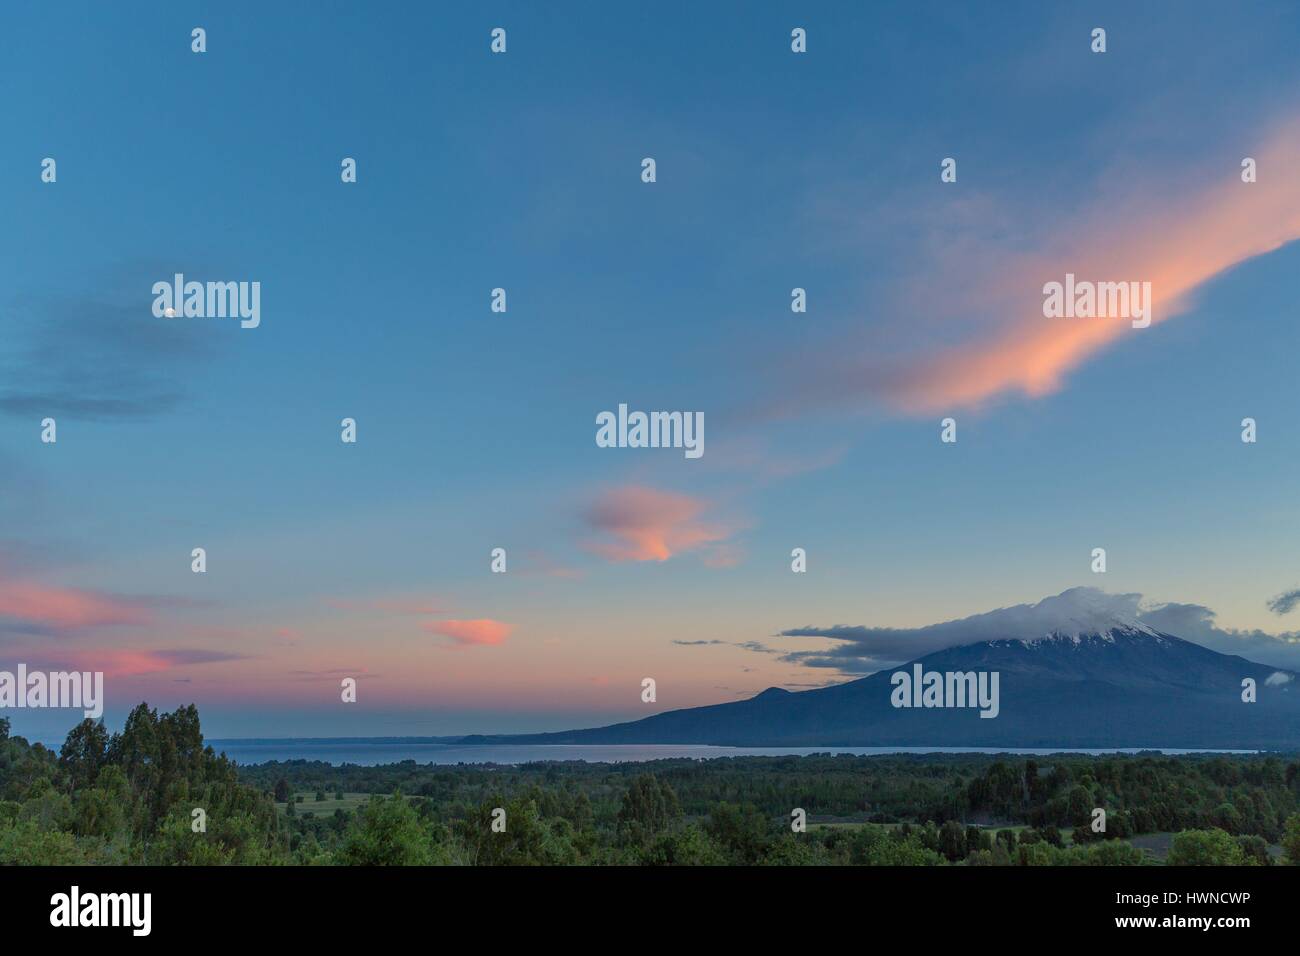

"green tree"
[0, 820, 83, 865]
[1018, 841, 1063, 865]
[1235, 834, 1270, 866]
[1167, 828, 1246, 866]
[939, 820, 968, 861]
[761, 834, 829, 866]
[1075, 841, 1148, 865]
[850, 825, 944, 866]
[58, 719, 109, 791]
[71, 765, 131, 840]
[639, 824, 728, 866]
[338, 793, 433, 865]
[1282, 813, 1300, 865]
[616, 774, 681, 845]
[706, 802, 772, 865]
[456, 797, 573, 866]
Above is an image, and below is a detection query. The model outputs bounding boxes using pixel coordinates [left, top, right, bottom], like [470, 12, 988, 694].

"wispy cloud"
[0, 580, 157, 633]
[1139, 601, 1300, 670]
[423, 619, 512, 647]
[1267, 589, 1300, 616]
[767, 115, 1300, 419]
[0, 273, 223, 422]
[15, 646, 248, 677]
[582, 485, 739, 563]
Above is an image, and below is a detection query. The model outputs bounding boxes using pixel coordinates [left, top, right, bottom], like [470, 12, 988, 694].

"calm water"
[208, 741, 1255, 767]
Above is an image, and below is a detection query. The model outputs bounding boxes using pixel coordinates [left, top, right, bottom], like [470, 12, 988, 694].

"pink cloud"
[102, 648, 247, 676]
[13, 647, 246, 677]
[423, 619, 512, 646]
[890, 132, 1300, 412]
[583, 485, 735, 562]
[773, 115, 1300, 417]
[0, 580, 154, 631]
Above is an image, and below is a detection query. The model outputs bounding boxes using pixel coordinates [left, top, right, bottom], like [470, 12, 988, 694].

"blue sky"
[3, 1, 1300, 741]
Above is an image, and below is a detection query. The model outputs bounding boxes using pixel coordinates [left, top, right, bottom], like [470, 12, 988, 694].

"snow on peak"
[962, 587, 1165, 645]
[779, 587, 1174, 666]
[1021, 587, 1161, 640]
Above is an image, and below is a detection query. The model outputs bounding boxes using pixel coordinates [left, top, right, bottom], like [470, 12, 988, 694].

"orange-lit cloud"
[583, 485, 735, 562]
[787, 117, 1300, 416]
[423, 618, 512, 646]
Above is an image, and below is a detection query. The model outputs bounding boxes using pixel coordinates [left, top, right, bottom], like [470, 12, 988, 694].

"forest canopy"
[3, 705, 1300, 866]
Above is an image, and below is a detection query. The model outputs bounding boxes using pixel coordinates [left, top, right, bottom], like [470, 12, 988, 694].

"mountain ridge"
[461, 605, 1300, 749]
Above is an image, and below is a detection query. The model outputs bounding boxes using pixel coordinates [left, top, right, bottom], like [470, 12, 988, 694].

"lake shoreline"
[209, 741, 1263, 767]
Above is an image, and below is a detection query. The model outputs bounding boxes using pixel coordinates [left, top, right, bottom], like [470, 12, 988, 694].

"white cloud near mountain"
[775, 587, 1300, 674]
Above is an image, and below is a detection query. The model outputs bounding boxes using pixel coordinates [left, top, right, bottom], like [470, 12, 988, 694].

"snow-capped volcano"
[772, 587, 1176, 666]
[467, 588, 1300, 749]
[934, 586, 1165, 646]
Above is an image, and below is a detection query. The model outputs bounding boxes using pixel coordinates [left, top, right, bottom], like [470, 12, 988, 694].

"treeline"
[247, 749, 1300, 865]
[0, 706, 283, 864]
[245, 749, 1300, 839]
[964, 755, 1298, 842]
[5, 705, 1300, 865]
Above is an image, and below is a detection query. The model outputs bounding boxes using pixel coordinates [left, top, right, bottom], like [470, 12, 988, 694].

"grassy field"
[275, 792, 371, 815]
[1125, 831, 1284, 862]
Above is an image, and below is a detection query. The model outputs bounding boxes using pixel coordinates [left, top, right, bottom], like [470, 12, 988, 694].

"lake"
[207, 740, 1256, 767]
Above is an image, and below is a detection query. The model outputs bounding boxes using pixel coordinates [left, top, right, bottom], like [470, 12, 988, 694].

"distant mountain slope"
[463, 611, 1300, 749]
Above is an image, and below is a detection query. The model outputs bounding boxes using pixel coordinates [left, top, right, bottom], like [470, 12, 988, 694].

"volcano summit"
[464, 589, 1300, 750]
